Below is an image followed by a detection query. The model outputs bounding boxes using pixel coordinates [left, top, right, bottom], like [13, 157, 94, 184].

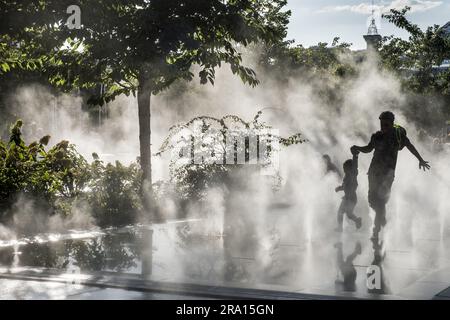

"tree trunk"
[137, 79, 152, 194]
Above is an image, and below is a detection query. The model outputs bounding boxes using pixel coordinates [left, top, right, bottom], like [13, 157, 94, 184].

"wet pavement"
[0, 214, 449, 300]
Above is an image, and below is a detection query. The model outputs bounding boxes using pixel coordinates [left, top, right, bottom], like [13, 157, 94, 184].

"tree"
[380, 6, 450, 129]
[381, 6, 450, 94]
[257, 37, 353, 79]
[1, 0, 291, 210]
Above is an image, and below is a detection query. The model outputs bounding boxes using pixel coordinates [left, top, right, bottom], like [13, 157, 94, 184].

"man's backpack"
[394, 124, 407, 150]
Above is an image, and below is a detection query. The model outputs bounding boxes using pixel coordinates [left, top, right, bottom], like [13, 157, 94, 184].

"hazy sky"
[286, 0, 450, 49]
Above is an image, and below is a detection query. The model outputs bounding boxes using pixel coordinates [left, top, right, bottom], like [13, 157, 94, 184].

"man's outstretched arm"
[405, 141, 431, 171]
[351, 141, 374, 154]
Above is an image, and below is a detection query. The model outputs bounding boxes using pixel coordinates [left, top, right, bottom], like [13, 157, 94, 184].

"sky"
[286, 0, 450, 50]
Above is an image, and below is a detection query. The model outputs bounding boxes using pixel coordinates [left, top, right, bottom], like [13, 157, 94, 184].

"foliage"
[0, 120, 90, 215]
[0, 0, 291, 101]
[379, 6, 450, 130]
[0, 0, 293, 188]
[157, 111, 305, 201]
[257, 37, 355, 79]
[0, 120, 141, 228]
[87, 156, 142, 227]
[380, 7, 450, 95]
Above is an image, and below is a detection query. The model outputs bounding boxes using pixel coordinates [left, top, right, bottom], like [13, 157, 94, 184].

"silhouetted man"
[351, 111, 430, 239]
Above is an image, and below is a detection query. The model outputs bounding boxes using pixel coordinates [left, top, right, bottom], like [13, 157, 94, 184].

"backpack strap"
[393, 124, 404, 149]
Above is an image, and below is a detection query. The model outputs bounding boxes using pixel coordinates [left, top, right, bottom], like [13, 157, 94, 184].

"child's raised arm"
[352, 153, 359, 175]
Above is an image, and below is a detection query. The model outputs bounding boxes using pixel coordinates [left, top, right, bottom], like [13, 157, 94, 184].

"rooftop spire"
[367, 0, 379, 36]
[367, 18, 379, 35]
[363, 0, 382, 50]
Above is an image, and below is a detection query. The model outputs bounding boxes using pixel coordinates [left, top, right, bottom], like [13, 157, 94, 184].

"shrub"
[87, 156, 142, 227]
[157, 111, 305, 206]
[0, 120, 142, 228]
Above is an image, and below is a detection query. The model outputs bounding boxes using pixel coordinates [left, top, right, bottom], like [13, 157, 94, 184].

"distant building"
[433, 21, 450, 72]
[363, 15, 382, 50]
[441, 21, 450, 37]
[433, 59, 450, 73]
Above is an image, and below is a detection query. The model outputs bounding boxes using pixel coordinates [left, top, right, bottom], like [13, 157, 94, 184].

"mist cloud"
[2, 44, 449, 294]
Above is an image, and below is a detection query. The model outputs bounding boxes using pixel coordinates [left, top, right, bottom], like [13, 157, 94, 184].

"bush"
[0, 120, 142, 228]
[157, 111, 305, 206]
[87, 156, 142, 227]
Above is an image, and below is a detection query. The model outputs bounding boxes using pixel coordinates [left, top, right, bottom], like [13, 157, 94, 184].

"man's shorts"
[368, 169, 395, 209]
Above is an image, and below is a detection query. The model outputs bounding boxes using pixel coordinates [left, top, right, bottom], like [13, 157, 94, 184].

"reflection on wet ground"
[0, 212, 449, 299]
